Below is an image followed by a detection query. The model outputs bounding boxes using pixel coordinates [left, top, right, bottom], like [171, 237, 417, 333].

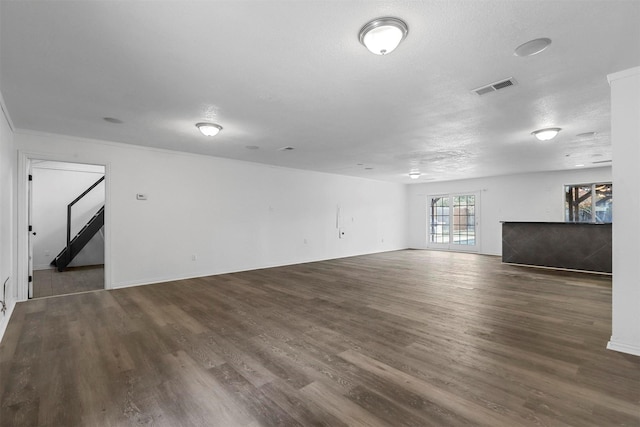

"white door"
[427, 192, 479, 252]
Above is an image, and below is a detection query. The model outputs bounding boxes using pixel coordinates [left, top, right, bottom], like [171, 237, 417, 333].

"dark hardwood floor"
[1, 250, 638, 426]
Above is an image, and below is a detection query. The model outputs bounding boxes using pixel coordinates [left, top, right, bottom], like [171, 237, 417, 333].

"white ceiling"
[1, 1, 639, 183]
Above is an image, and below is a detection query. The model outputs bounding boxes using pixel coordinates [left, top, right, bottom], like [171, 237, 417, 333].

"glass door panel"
[429, 196, 449, 244]
[428, 193, 478, 251]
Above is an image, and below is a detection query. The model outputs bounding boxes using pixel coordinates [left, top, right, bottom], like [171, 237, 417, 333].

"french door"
[427, 192, 479, 251]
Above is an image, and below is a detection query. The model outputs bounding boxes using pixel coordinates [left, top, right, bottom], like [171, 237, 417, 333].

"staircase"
[50, 175, 105, 272]
[51, 206, 104, 272]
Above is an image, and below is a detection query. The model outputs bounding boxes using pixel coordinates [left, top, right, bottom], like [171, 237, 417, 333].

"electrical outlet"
[191, 254, 197, 261]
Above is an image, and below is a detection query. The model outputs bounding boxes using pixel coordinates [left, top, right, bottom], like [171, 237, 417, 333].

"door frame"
[17, 150, 111, 301]
[426, 191, 480, 253]
[27, 158, 33, 298]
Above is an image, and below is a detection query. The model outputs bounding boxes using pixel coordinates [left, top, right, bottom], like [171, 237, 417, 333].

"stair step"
[50, 205, 105, 271]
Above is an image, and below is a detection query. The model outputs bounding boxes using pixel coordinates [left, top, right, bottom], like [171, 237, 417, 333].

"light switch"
[136, 193, 147, 200]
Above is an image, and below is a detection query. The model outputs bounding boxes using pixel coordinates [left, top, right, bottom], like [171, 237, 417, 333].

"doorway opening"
[29, 160, 105, 298]
[427, 192, 480, 252]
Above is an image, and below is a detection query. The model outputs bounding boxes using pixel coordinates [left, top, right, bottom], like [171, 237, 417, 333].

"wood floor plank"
[159, 350, 258, 426]
[337, 348, 538, 427]
[209, 363, 303, 426]
[259, 378, 349, 427]
[0, 250, 638, 426]
[299, 381, 386, 427]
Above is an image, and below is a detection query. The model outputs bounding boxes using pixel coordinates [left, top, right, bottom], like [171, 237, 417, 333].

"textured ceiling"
[1, 1, 639, 183]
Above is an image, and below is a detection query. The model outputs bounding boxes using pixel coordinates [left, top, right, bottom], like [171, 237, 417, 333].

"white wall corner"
[0, 300, 17, 344]
[609, 64, 640, 357]
[607, 339, 640, 357]
[0, 90, 16, 132]
[607, 66, 640, 85]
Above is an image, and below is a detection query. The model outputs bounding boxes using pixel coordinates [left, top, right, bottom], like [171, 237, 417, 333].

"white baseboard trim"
[0, 300, 17, 344]
[111, 248, 410, 290]
[607, 339, 640, 357]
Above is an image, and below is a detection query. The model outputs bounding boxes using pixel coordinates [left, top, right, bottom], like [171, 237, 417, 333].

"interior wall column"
[607, 66, 640, 356]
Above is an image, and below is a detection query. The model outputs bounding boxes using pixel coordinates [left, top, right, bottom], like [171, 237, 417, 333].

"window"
[564, 183, 612, 223]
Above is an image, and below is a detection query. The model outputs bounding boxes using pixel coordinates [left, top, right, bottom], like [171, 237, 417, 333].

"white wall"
[408, 167, 612, 255]
[32, 162, 105, 269]
[0, 99, 16, 340]
[608, 67, 640, 356]
[15, 131, 408, 290]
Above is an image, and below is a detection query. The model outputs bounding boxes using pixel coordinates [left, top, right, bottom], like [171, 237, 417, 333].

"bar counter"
[501, 221, 612, 274]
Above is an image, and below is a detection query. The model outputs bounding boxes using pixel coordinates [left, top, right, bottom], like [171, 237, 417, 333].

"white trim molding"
[0, 90, 15, 132]
[607, 339, 640, 357]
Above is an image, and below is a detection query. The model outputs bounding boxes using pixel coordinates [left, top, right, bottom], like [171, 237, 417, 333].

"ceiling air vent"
[278, 146, 295, 151]
[472, 77, 517, 96]
[592, 159, 612, 164]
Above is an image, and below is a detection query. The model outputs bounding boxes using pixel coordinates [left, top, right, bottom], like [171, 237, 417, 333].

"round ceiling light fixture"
[409, 171, 421, 179]
[359, 17, 408, 55]
[532, 127, 561, 141]
[514, 38, 552, 57]
[196, 122, 223, 137]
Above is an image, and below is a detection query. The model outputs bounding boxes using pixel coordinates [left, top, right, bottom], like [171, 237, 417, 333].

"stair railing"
[66, 176, 105, 264]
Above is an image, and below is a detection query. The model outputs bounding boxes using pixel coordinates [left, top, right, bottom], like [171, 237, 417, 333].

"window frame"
[564, 181, 612, 223]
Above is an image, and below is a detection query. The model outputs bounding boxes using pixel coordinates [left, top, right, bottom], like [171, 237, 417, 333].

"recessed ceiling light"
[409, 171, 421, 179]
[575, 164, 585, 167]
[576, 131, 597, 138]
[359, 17, 408, 55]
[532, 127, 561, 141]
[103, 117, 123, 124]
[364, 167, 374, 170]
[196, 122, 222, 136]
[514, 38, 552, 57]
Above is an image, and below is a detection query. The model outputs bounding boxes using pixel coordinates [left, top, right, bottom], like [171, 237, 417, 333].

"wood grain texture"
[1, 250, 638, 426]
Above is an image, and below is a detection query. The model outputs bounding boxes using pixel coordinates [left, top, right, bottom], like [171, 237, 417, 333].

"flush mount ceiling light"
[409, 171, 421, 179]
[514, 38, 552, 57]
[196, 122, 222, 136]
[359, 17, 408, 55]
[532, 127, 561, 141]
